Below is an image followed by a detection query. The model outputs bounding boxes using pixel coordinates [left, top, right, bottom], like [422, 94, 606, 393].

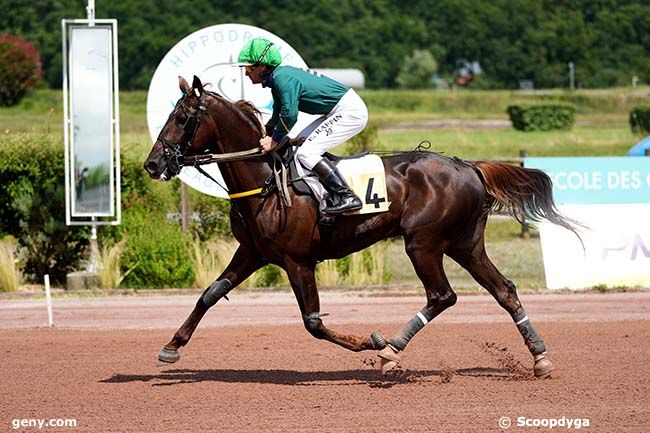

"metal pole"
[568, 62, 575, 91]
[87, 0, 95, 26]
[86, 218, 99, 272]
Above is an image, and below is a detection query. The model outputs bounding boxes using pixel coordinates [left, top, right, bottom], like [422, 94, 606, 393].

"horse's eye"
[175, 115, 187, 126]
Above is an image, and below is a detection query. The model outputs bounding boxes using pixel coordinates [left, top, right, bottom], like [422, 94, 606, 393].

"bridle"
[157, 90, 265, 177]
[157, 91, 207, 176]
[155, 89, 268, 200]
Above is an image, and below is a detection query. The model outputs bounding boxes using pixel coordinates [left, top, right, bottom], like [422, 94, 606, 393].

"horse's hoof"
[157, 347, 180, 367]
[378, 345, 401, 375]
[533, 353, 553, 379]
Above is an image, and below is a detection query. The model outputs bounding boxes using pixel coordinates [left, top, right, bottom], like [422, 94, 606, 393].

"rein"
[161, 90, 295, 203]
[189, 149, 290, 204]
[182, 147, 262, 165]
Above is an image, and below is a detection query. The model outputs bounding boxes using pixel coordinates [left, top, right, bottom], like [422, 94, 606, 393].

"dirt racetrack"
[2, 291, 649, 432]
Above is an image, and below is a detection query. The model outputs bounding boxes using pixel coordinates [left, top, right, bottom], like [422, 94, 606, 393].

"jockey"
[237, 37, 368, 215]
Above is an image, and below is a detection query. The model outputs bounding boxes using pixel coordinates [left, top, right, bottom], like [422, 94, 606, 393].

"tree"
[0, 34, 42, 106]
[395, 49, 437, 89]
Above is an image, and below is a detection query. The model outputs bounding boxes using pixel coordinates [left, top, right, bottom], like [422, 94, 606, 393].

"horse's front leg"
[157, 244, 264, 366]
[284, 259, 375, 352]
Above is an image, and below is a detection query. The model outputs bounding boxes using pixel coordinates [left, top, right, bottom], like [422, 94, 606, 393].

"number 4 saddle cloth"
[292, 152, 391, 215]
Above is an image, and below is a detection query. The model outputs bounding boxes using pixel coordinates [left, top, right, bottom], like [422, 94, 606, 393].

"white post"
[568, 62, 575, 91]
[87, 0, 95, 26]
[44, 274, 54, 327]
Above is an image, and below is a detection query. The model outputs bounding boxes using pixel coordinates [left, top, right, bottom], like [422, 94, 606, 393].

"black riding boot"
[311, 159, 363, 215]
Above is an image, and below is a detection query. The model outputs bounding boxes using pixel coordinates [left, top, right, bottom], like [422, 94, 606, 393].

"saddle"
[264, 138, 388, 224]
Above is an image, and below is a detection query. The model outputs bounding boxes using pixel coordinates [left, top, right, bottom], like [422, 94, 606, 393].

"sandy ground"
[1, 291, 649, 432]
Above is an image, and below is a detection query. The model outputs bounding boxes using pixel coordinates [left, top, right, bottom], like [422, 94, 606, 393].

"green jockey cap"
[237, 38, 282, 67]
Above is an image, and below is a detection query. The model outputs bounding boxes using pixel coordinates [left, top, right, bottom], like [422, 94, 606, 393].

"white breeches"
[295, 89, 368, 170]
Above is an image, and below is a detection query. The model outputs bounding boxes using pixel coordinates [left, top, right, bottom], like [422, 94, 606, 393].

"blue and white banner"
[525, 157, 650, 290]
[525, 157, 650, 205]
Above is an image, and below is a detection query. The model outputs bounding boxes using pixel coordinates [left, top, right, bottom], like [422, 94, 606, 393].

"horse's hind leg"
[372, 238, 457, 374]
[157, 244, 264, 366]
[284, 259, 375, 352]
[448, 237, 553, 379]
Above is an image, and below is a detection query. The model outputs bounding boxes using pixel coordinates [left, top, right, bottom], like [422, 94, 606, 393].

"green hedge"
[506, 104, 576, 131]
[0, 134, 88, 282]
[119, 204, 194, 289]
[630, 106, 650, 135]
[0, 135, 205, 288]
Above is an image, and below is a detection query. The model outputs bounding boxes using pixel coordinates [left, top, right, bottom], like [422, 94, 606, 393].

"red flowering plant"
[0, 34, 42, 106]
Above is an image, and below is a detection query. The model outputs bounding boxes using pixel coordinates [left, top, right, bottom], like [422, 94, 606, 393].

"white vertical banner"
[539, 204, 650, 289]
[526, 157, 650, 289]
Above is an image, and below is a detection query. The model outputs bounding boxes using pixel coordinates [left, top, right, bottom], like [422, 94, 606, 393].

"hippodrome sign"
[147, 24, 319, 198]
[525, 157, 650, 289]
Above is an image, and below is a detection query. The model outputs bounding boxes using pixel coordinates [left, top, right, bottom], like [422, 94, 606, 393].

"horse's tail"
[471, 161, 584, 239]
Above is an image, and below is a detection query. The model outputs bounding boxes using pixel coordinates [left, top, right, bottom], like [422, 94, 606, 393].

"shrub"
[247, 264, 287, 288]
[120, 153, 155, 207]
[98, 147, 169, 245]
[395, 49, 437, 89]
[188, 193, 232, 241]
[507, 104, 576, 131]
[0, 134, 89, 283]
[629, 106, 650, 135]
[0, 34, 42, 106]
[120, 205, 194, 289]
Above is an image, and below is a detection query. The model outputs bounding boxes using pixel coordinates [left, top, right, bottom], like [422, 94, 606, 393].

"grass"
[316, 260, 340, 287]
[97, 240, 132, 290]
[189, 238, 238, 289]
[0, 239, 20, 292]
[372, 125, 635, 159]
[359, 87, 650, 116]
[387, 218, 546, 291]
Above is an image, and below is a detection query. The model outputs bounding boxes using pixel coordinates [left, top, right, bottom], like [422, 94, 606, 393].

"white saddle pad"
[295, 154, 391, 215]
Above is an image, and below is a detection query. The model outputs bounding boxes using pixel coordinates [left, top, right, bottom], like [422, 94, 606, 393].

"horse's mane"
[203, 89, 263, 137]
[233, 99, 264, 137]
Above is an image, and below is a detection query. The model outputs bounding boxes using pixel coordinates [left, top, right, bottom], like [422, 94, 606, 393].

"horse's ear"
[179, 76, 191, 95]
[192, 75, 204, 96]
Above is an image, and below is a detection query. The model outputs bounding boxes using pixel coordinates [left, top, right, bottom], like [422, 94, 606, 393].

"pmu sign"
[525, 157, 650, 289]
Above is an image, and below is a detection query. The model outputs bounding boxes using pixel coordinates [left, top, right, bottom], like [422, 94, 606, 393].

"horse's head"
[144, 75, 213, 180]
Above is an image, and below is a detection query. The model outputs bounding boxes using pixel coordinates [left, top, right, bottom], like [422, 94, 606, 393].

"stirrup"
[321, 194, 362, 215]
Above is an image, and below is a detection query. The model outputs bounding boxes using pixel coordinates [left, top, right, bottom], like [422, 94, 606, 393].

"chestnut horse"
[144, 76, 578, 378]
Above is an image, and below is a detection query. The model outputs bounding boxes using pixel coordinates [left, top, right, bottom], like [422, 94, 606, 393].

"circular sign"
[147, 24, 317, 198]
